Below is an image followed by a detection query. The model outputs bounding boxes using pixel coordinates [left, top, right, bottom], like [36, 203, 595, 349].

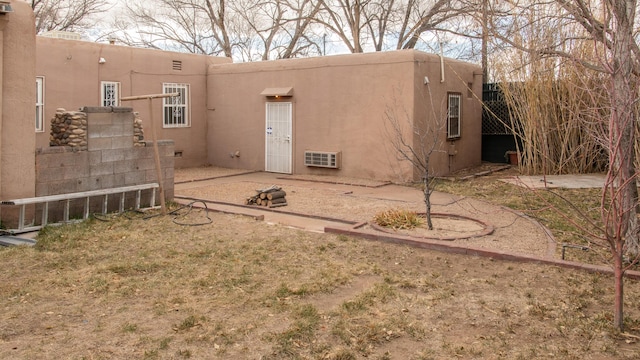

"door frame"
[264, 101, 293, 174]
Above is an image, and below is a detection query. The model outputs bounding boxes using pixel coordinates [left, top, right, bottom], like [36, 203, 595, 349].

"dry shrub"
[373, 209, 424, 230]
[492, 30, 609, 175]
[500, 75, 608, 175]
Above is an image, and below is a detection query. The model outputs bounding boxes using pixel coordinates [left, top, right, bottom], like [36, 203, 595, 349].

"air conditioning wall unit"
[304, 151, 341, 169]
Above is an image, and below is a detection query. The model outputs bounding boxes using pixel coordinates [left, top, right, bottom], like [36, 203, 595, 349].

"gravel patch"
[175, 167, 554, 258]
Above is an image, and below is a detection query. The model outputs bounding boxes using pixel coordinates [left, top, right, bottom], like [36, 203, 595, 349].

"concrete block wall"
[35, 107, 174, 217]
[35, 142, 174, 198]
[86, 106, 134, 151]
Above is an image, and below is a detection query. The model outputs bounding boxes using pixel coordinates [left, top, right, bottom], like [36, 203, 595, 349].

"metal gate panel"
[265, 102, 292, 173]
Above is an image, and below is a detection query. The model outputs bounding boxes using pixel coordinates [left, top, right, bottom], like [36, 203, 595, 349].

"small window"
[447, 93, 461, 139]
[101, 81, 120, 106]
[163, 83, 190, 128]
[36, 77, 45, 132]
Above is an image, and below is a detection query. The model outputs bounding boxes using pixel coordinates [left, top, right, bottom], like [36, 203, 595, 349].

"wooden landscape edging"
[324, 225, 640, 280]
[173, 196, 639, 281]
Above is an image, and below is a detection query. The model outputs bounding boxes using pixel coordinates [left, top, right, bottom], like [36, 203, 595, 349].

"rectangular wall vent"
[172, 60, 182, 71]
[304, 151, 341, 169]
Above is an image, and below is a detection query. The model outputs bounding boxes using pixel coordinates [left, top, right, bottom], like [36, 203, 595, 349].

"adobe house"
[0, 2, 180, 229]
[207, 51, 482, 181]
[1, 1, 483, 212]
[35, 36, 231, 168]
[35, 40, 482, 182]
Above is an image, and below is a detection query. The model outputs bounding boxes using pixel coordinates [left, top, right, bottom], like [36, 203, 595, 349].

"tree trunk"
[606, 0, 638, 331]
[613, 252, 625, 331]
[610, 0, 639, 259]
[423, 175, 433, 230]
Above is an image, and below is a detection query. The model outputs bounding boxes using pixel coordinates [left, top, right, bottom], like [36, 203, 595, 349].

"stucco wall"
[0, 1, 36, 203]
[412, 52, 483, 179]
[35, 37, 231, 168]
[207, 50, 482, 181]
[34, 34, 481, 182]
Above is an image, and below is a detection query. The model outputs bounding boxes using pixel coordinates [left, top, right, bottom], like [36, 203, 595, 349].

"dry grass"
[435, 174, 608, 265]
[1, 203, 639, 359]
[373, 209, 424, 230]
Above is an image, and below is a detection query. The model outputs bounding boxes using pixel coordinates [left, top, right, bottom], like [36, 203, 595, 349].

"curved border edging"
[369, 212, 494, 241]
[324, 226, 640, 280]
[175, 197, 639, 281]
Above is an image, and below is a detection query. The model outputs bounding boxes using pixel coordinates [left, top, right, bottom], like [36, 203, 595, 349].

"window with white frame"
[36, 77, 45, 132]
[163, 83, 190, 128]
[447, 93, 461, 139]
[101, 81, 120, 106]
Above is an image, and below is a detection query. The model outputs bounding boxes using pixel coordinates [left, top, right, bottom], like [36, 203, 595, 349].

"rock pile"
[49, 108, 146, 149]
[133, 112, 145, 147]
[50, 108, 87, 148]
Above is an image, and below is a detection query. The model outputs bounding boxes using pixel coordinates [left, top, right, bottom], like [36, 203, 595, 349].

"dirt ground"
[174, 165, 554, 258]
[0, 165, 639, 359]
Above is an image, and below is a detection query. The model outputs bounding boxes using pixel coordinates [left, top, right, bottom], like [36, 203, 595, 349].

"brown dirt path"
[174, 167, 555, 258]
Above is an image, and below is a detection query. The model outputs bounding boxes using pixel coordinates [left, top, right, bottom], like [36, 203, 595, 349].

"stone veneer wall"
[36, 107, 173, 217]
[50, 107, 145, 148]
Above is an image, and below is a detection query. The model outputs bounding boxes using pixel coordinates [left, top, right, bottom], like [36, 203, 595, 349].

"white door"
[265, 102, 292, 173]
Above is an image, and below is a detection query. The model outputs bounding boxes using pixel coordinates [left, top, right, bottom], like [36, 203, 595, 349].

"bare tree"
[384, 86, 447, 230]
[397, 0, 470, 50]
[31, 0, 110, 34]
[122, 0, 323, 60]
[364, 0, 396, 51]
[315, 0, 369, 53]
[278, 0, 325, 58]
[488, 0, 640, 331]
[314, 0, 474, 55]
[121, 0, 236, 57]
[116, 0, 479, 60]
[236, 0, 323, 60]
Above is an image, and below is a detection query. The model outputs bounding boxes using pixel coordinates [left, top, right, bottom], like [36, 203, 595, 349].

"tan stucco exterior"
[35, 36, 231, 168]
[1, 1, 36, 201]
[35, 42, 481, 182]
[1, 4, 482, 208]
[411, 52, 483, 180]
[207, 51, 482, 181]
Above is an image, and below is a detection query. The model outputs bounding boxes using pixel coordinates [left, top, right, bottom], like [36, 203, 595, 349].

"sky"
[104, 0, 127, 20]
[86, 0, 478, 62]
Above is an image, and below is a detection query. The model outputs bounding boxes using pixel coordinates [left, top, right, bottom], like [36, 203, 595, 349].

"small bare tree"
[487, 0, 640, 331]
[384, 86, 447, 230]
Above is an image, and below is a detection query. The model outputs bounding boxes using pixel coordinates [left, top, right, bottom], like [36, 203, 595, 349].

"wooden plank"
[120, 93, 179, 101]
